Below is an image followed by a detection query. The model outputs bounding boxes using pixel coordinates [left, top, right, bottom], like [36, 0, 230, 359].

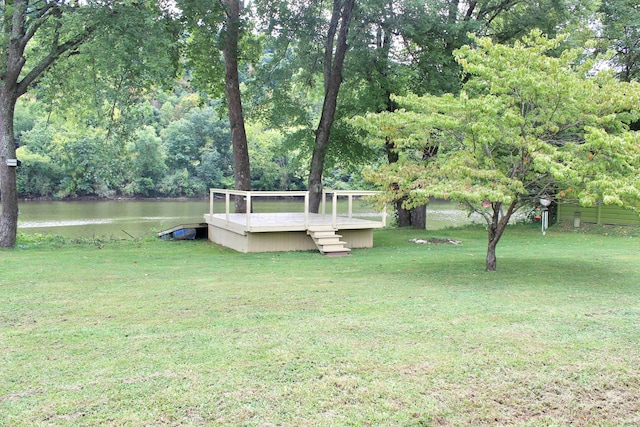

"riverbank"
[19, 195, 208, 202]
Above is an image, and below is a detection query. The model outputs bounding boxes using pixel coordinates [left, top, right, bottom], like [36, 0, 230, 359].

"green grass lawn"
[1, 225, 639, 426]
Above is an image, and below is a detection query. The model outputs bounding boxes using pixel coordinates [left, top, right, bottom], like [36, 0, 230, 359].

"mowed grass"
[1, 225, 639, 426]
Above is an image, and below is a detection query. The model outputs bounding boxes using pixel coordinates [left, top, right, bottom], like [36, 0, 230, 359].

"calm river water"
[16, 199, 484, 239]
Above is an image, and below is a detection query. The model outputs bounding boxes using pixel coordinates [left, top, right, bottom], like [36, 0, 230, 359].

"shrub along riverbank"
[2, 225, 639, 425]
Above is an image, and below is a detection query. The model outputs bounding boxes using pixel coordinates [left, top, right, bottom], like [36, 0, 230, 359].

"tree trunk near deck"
[411, 205, 427, 229]
[386, 136, 414, 227]
[222, 0, 251, 213]
[308, 0, 356, 213]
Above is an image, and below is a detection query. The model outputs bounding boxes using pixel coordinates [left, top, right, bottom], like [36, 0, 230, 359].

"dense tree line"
[14, 88, 313, 199]
[2, 0, 639, 247]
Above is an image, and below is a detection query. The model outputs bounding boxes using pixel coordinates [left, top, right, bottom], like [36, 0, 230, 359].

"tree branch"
[16, 25, 95, 97]
[464, 1, 477, 21]
[19, 1, 59, 52]
[323, 0, 341, 95]
[477, 0, 519, 26]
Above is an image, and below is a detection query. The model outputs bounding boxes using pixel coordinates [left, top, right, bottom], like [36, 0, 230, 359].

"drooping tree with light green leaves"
[354, 31, 640, 271]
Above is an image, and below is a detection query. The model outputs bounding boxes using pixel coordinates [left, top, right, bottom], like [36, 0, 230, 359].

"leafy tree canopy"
[353, 30, 640, 270]
[597, 0, 640, 82]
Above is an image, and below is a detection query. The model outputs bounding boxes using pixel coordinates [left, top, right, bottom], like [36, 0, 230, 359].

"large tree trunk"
[0, 1, 26, 248]
[0, 90, 19, 248]
[308, 0, 356, 213]
[222, 0, 251, 213]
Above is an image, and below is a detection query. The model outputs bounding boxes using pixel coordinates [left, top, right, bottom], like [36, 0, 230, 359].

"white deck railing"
[321, 189, 384, 229]
[208, 189, 386, 229]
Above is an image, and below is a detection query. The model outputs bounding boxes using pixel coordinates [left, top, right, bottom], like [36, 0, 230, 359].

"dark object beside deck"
[158, 223, 208, 240]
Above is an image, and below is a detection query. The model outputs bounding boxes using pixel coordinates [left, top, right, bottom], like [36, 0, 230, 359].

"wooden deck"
[204, 212, 383, 233]
[204, 189, 386, 253]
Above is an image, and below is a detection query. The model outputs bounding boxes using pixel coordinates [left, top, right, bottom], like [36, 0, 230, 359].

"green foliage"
[10, 0, 635, 205]
[14, 98, 42, 144]
[14, 232, 69, 249]
[394, 0, 594, 97]
[124, 126, 167, 196]
[179, 0, 262, 99]
[357, 31, 640, 210]
[54, 126, 125, 198]
[353, 31, 640, 268]
[34, 1, 180, 130]
[13, 85, 314, 198]
[160, 106, 233, 192]
[18, 119, 55, 155]
[248, 0, 397, 178]
[246, 122, 306, 190]
[16, 147, 62, 197]
[597, 0, 640, 82]
[158, 168, 206, 198]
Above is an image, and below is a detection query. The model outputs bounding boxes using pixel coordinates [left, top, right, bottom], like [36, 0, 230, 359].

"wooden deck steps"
[307, 226, 351, 256]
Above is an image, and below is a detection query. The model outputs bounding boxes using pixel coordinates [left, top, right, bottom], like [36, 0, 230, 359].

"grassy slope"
[1, 225, 639, 426]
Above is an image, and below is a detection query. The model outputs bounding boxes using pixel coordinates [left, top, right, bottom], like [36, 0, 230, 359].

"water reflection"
[18, 200, 208, 239]
[19, 218, 114, 228]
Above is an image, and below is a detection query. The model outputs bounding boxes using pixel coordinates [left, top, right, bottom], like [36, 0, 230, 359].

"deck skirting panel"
[205, 210, 381, 253]
[207, 224, 374, 253]
[339, 229, 374, 248]
[208, 224, 251, 252]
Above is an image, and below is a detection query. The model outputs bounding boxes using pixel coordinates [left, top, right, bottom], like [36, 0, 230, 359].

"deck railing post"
[321, 189, 326, 216]
[304, 192, 309, 229]
[348, 194, 353, 219]
[210, 189, 214, 217]
[332, 192, 337, 229]
[225, 192, 230, 224]
[246, 192, 252, 229]
[383, 204, 387, 227]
